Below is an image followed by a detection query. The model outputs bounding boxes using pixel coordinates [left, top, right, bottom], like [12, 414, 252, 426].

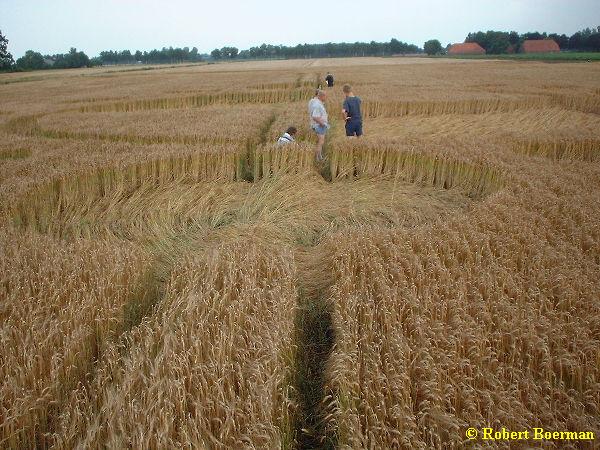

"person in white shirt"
[307, 89, 329, 161]
[277, 126, 297, 145]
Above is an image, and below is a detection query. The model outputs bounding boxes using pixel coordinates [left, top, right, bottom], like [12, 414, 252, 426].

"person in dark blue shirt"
[325, 73, 334, 87]
[342, 84, 363, 137]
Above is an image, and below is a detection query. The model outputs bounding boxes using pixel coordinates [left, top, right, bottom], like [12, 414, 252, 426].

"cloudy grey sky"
[2, 0, 599, 58]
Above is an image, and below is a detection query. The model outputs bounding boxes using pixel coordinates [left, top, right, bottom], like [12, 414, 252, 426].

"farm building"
[448, 43, 486, 55]
[521, 39, 560, 53]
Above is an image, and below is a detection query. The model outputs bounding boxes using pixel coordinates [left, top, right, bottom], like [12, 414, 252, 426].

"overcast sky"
[2, 0, 599, 58]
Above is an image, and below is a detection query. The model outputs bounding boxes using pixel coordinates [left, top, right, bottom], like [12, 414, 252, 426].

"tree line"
[0, 41, 206, 71]
[0, 31, 421, 72]
[98, 47, 203, 65]
[211, 39, 420, 60]
[12, 47, 91, 70]
[423, 26, 600, 55]
[2, 26, 600, 72]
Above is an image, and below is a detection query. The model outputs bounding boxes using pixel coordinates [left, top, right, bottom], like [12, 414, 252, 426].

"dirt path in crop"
[292, 247, 337, 449]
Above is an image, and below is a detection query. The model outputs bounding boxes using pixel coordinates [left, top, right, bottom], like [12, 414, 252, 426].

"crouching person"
[277, 126, 297, 145]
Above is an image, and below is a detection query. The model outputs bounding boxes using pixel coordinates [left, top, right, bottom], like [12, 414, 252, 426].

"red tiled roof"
[448, 43, 486, 55]
[522, 40, 560, 53]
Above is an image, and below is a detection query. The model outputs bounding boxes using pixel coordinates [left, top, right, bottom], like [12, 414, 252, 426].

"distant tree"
[15, 50, 47, 70]
[548, 33, 569, 50]
[53, 48, 90, 69]
[219, 47, 238, 59]
[487, 32, 511, 54]
[508, 31, 520, 46]
[0, 30, 14, 70]
[505, 31, 520, 52]
[567, 26, 600, 51]
[211, 48, 222, 59]
[89, 56, 102, 67]
[521, 31, 547, 41]
[99, 50, 116, 64]
[568, 32, 585, 51]
[465, 31, 488, 49]
[134, 50, 143, 61]
[466, 30, 511, 54]
[119, 49, 134, 63]
[579, 27, 594, 39]
[389, 38, 419, 55]
[587, 32, 600, 51]
[72, 47, 91, 67]
[423, 39, 443, 55]
[389, 38, 403, 54]
[369, 40, 381, 56]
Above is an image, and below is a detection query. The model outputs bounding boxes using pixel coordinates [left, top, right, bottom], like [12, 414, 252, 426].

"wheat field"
[1, 57, 599, 449]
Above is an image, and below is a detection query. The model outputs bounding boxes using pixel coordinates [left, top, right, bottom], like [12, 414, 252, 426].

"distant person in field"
[325, 72, 334, 88]
[342, 84, 363, 138]
[277, 126, 297, 145]
[308, 89, 329, 161]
